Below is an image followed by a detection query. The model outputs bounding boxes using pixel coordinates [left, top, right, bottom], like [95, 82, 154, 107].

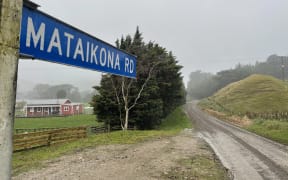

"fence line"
[90, 126, 107, 134]
[13, 125, 138, 152]
[15, 127, 62, 134]
[89, 126, 136, 133]
[13, 127, 87, 152]
[245, 112, 288, 121]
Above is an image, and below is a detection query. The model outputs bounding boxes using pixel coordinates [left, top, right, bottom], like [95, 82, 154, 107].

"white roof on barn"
[26, 99, 71, 106]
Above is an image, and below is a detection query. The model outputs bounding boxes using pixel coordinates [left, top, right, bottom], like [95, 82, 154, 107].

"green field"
[14, 115, 99, 129]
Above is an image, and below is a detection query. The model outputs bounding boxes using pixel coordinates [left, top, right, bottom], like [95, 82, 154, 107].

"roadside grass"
[14, 114, 99, 129]
[13, 106, 191, 176]
[161, 143, 230, 180]
[180, 155, 228, 180]
[159, 106, 192, 132]
[199, 103, 288, 145]
[246, 119, 288, 145]
[163, 155, 229, 180]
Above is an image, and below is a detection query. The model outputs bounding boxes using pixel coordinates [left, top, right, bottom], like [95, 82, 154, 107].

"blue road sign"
[20, 6, 137, 78]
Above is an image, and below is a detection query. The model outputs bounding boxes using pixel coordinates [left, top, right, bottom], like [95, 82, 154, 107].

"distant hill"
[200, 74, 288, 114]
[187, 54, 288, 100]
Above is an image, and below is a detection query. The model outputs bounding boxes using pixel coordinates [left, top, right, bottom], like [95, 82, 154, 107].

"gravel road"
[185, 102, 288, 180]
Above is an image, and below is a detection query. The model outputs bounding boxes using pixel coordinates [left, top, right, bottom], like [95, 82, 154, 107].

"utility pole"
[0, 0, 23, 179]
[281, 56, 285, 81]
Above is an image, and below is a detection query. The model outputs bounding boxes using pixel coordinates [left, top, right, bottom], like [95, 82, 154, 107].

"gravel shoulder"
[13, 129, 228, 180]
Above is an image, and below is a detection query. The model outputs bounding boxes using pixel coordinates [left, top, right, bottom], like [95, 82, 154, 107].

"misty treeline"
[187, 54, 288, 100]
[91, 28, 186, 130]
[18, 84, 97, 103]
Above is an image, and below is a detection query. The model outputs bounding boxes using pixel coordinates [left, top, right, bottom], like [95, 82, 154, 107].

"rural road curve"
[185, 102, 288, 180]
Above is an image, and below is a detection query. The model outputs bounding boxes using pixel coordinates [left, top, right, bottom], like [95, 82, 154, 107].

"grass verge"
[162, 144, 230, 180]
[246, 119, 288, 145]
[200, 103, 288, 145]
[159, 106, 192, 132]
[13, 107, 191, 176]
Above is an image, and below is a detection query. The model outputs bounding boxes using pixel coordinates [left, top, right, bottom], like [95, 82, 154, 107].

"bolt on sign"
[19, 5, 137, 78]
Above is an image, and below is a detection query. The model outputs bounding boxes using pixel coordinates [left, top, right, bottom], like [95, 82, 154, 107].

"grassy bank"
[14, 115, 99, 129]
[246, 119, 288, 145]
[13, 107, 191, 175]
[200, 102, 288, 145]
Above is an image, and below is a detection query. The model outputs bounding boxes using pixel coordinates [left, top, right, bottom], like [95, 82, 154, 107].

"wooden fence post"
[47, 133, 52, 146]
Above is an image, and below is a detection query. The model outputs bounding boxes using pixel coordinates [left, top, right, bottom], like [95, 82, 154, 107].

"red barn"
[24, 99, 83, 117]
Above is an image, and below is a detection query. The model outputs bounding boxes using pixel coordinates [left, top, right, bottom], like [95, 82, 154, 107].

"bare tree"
[111, 62, 161, 130]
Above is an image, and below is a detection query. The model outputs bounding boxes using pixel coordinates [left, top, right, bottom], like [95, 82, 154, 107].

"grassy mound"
[200, 74, 288, 114]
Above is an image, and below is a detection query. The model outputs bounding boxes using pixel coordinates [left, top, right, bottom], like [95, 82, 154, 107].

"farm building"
[24, 99, 83, 117]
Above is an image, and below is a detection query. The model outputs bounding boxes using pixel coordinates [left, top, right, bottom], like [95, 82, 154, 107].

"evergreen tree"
[92, 28, 185, 130]
[91, 75, 120, 127]
[157, 51, 185, 116]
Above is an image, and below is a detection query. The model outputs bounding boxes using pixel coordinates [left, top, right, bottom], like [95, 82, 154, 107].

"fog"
[17, 0, 288, 93]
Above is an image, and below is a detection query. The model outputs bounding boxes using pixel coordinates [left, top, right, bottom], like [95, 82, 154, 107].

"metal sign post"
[0, 0, 23, 179]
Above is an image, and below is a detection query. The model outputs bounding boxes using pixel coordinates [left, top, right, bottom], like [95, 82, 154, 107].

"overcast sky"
[18, 0, 288, 92]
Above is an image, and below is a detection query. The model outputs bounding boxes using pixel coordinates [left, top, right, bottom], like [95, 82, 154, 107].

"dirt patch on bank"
[204, 109, 252, 127]
[13, 129, 228, 180]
